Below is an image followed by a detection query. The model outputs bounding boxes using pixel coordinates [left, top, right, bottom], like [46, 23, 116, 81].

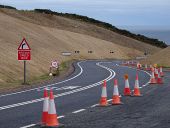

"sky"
[1, 0, 170, 29]
[1, 0, 170, 44]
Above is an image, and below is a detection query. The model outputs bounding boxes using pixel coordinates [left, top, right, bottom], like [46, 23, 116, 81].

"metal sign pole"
[24, 60, 26, 84]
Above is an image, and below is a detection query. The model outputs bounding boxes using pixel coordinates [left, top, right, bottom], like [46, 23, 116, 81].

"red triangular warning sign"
[18, 38, 31, 50]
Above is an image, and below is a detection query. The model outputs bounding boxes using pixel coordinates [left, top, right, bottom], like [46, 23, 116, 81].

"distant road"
[0, 60, 150, 128]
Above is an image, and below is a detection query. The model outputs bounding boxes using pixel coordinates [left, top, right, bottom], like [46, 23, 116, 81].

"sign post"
[18, 38, 31, 85]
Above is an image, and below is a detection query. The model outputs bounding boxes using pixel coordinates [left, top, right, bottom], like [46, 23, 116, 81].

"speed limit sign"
[51, 60, 59, 68]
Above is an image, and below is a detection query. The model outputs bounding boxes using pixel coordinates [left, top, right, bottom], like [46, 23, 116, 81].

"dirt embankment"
[0, 8, 161, 86]
[141, 46, 170, 67]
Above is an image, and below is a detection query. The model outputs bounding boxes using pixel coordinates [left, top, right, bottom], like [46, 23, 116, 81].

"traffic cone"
[99, 80, 108, 106]
[133, 74, 142, 96]
[149, 68, 157, 84]
[41, 88, 49, 124]
[112, 79, 122, 105]
[145, 64, 150, 71]
[157, 72, 164, 84]
[46, 89, 59, 127]
[137, 62, 141, 69]
[154, 68, 159, 79]
[124, 74, 131, 96]
[159, 67, 164, 77]
[149, 65, 153, 71]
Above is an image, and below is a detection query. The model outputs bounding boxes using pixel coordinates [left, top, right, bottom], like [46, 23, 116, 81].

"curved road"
[0, 60, 151, 128]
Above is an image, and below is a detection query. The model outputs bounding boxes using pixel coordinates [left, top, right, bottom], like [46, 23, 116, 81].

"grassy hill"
[141, 47, 170, 67]
[0, 6, 163, 87]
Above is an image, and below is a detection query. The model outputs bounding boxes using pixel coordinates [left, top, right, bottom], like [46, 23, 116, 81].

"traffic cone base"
[39, 123, 64, 128]
[149, 78, 157, 84]
[131, 88, 143, 97]
[112, 96, 123, 105]
[160, 72, 164, 77]
[133, 88, 142, 97]
[124, 88, 131, 96]
[99, 97, 108, 106]
[157, 78, 163, 84]
[154, 74, 158, 79]
[42, 112, 48, 124]
[47, 114, 59, 127]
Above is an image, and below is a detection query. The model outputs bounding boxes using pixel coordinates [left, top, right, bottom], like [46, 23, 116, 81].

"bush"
[0, 5, 16, 10]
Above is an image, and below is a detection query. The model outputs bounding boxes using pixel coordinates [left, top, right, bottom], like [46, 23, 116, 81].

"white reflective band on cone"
[101, 87, 107, 97]
[125, 79, 130, 88]
[113, 85, 119, 95]
[48, 99, 57, 114]
[43, 97, 49, 111]
[135, 80, 139, 88]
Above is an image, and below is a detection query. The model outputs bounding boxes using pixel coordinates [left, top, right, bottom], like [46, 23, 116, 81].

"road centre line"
[90, 62, 151, 108]
[20, 62, 150, 128]
[20, 124, 36, 128]
[0, 62, 116, 111]
[20, 116, 65, 128]
[0, 61, 84, 98]
[72, 109, 86, 114]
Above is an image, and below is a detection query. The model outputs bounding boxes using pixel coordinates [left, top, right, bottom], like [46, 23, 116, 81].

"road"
[0, 60, 152, 128]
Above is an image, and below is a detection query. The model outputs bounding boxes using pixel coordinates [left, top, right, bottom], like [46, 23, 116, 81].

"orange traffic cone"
[145, 64, 150, 71]
[154, 68, 159, 79]
[159, 67, 164, 77]
[133, 74, 142, 96]
[137, 62, 141, 69]
[124, 74, 131, 96]
[149, 68, 157, 84]
[46, 89, 59, 127]
[41, 88, 49, 124]
[112, 79, 122, 105]
[144, 64, 147, 70]
[157, 72, 163, 84]
[149, 65, 153, 71]
[99, 80, 108, 106]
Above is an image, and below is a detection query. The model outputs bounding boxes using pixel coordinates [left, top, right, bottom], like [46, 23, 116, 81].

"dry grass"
[0, 8, 161, 86]
[141, 47, 170, 67]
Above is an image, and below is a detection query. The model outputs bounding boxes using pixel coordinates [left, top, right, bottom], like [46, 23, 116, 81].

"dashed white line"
[0, 62, 116, 111]
[20, 115, 65, 128]
[72, 109, 86, 114]
[0, 61, 84, 98]
[58, 115, 65, 119]
[91, 104, 98, 108]
[20, 124, 36, 128]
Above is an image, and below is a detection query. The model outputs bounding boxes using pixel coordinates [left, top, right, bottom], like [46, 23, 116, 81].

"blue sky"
[1, 0, 170, 30]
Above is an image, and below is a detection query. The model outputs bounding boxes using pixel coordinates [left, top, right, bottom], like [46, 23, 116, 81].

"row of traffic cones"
[149, 67, 164, 84]
[136, 63, 165, 85]
[99, 73, 141, 106]
[41, 89, 62, 128]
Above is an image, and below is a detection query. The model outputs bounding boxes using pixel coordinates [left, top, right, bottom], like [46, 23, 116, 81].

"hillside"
[142, 47, 170, 67]
[0, 7, 162, 86]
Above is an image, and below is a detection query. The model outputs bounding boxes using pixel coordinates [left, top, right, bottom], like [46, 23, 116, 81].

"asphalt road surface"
[0, 60, 167, 128]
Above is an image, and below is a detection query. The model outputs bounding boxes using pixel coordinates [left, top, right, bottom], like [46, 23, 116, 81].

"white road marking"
[72, 109, 86, 114]
[107, 99, 112, 102]
[0, 61, 84, 98]
[58, 115, 65, 119]
[37, 86, 81, 91]
[0, 62, 116, 111]
[20, 124, 36, 128]
[91, 104, 98, 108]
[20, 115, 65, 128]
[90, 62, 151, 108]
